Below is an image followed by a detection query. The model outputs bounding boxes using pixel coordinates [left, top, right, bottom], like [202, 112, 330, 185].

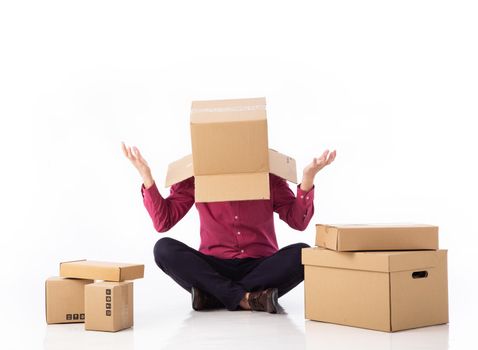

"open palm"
[122, 142, 154, 188]
[303, 149, 337, 179]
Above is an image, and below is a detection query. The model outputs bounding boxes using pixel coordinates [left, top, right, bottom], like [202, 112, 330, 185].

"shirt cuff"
[141, 182, 162, 202]
[296, 184, 315, 206]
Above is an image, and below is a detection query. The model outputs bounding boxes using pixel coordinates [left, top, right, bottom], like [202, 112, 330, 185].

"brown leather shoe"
[247, 288, 279, 314]
[191, 287, 224, 311]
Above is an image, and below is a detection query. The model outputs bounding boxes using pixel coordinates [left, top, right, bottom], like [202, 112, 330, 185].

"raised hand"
[121, 142, 155, 189]
[300, 149, 337, 191]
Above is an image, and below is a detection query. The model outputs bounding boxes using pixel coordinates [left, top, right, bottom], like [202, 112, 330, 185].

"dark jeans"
[153, 237, 310, 311]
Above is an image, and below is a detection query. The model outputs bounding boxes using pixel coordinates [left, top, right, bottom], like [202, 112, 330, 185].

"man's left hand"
[300, 149, 337, 191]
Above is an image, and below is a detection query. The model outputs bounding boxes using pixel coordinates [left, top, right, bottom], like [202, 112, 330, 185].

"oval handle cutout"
[412, 271, 428, 279]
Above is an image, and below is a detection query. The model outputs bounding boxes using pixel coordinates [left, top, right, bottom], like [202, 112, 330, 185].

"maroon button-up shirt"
[141, 173, 314, 259]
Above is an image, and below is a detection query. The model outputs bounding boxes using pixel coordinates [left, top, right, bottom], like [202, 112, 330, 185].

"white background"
[1, 1, 477, 349]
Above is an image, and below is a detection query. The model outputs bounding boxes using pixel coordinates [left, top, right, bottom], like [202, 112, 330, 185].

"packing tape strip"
[191, 105, 266, 113]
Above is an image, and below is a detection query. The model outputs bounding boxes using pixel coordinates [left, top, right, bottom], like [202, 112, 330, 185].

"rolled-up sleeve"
[272, 175, 315, 231]
[141, 177, 195, 233]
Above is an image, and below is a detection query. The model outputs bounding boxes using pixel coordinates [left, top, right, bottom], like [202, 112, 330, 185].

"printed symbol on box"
[106, 310, 111, 316]
[80, 314, 85, 320]
[66, 314, 72, 320]
[106, 289, 111, 295]
[106, 303, 111, 309]
[73, 314, 79, 320]
[106, 296, 111, 302]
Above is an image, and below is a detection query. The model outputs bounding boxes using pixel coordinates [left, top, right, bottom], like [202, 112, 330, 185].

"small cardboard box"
[45, 277, 93, 324]
[60, 260, 144, 282]
[302, 247, 448, 332]
[165, 97, 297, 202]
[85, 281, 133, 332]
[316, 224, 439, 251]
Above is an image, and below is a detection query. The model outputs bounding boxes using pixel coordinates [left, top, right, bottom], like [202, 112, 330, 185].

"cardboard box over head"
[302, 247, 449, 332]
[165, 97, 297, 202]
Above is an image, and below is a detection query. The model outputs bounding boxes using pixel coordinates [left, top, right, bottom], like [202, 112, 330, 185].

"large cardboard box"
[165, 97, 297, 202]
[316, 224, 439, 251]
[60, 260, 144, 281]
[85, 281, 134, 332]
[45, 277, 94, 324]
[302, 247, 448, 332]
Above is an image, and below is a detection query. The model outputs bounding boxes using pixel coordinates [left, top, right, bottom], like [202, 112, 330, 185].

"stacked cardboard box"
[302, 224, 448, 332]
[45, 260, 144, 332]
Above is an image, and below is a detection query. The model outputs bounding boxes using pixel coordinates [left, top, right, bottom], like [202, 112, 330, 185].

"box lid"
[60, 260, 144, 282]
[165, 148, 297, 188]
[165, 154, 194, 187]
[316, 223, 439, 251]
[165, 149, 297, 202]
[302, 247, 444, 272]
[268, 149, 297, 183]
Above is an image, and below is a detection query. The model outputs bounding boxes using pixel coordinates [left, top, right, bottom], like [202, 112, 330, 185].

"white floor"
[4, 281, 471, 350]
[42, 297, 453, 350]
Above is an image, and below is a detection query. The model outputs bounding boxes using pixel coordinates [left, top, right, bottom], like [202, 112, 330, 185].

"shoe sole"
[268, 288, 279, 314]
[191, 287, 200, 311]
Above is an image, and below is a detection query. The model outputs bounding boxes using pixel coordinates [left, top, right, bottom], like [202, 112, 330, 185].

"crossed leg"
[153, 237, 309, 311]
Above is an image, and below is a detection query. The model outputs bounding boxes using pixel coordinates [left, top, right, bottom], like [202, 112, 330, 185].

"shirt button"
[241, 249, 244, 253]
[237, 231, 241, 235]
[300, 195, 304, 199]
[306, 196, 309, 200]
[234, 215, 238, 220]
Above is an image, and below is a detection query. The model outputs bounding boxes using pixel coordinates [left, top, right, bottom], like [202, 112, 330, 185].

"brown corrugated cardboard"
[194, 172, 270, 203]
[85, 281, 133, 332]
[165, 154, 193, 187]
[302, 247, 449, 332]
[45, 277, 93, 324]
[316, 224, 439, 251]
[268, 148, 297, 183]
[60, 260, 144, 282]
[190, 97, 269, 176]
[165, 97, 297, 202]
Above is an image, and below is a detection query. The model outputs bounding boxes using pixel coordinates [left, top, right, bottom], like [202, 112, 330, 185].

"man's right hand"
[122, 142, 155, 189]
